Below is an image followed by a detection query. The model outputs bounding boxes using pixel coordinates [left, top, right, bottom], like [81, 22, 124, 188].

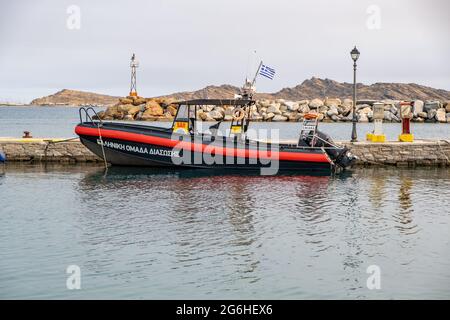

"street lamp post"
[350, 46, 360, 142]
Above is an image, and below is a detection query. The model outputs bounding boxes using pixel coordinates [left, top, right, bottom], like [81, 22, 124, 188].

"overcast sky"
[0, 0, 449, 102]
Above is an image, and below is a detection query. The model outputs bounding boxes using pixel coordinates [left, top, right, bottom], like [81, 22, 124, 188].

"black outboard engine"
[303, 130, 357, 169]
[335, 148, 357, 168]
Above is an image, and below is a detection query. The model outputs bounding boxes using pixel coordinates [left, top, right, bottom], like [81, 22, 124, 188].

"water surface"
[1, 164, 449, 299]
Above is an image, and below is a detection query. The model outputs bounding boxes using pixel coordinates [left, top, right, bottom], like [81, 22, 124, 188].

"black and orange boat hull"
[75, 122, 335, 173]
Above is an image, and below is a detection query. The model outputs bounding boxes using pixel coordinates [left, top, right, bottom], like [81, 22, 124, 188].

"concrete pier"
[1, 138, 449, 167]
[0, 138, 101, 163]
[342, 140, 450, 167]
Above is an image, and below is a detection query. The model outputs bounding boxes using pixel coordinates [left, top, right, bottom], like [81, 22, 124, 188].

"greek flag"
[259, 64, 276, 80]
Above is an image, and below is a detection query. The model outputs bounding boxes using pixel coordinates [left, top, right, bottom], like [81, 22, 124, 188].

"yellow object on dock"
[398, 133, 414, 142]
[231, 125, 242, 134]
[366, 133, 386, 143]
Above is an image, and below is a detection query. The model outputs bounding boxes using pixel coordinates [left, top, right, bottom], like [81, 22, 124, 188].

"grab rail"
[78, 106, 103, 125]
[312, 135, 344, 150]
[78, 106, 108, 168]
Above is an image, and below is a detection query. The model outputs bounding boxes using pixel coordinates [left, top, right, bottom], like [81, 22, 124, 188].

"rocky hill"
[273, 77, 450, 101]
[157, 84, 274, 100]
[30, 89, 120, 106]
[157, 78, 450, 101]
[30, 79, 450, 106]
[159, 85, 240, 100]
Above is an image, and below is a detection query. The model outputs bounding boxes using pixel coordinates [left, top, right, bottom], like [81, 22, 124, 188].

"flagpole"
[251, 60, 263, 87]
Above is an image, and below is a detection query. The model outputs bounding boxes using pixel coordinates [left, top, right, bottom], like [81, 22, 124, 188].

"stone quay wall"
[1, 139, 449, 167]
[0, 140, 101, 163]
[342, 140, 450, 167]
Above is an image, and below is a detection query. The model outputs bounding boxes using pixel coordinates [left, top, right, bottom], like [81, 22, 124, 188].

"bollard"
[366, 102, 386, 142]
[398, 101, 414, 142]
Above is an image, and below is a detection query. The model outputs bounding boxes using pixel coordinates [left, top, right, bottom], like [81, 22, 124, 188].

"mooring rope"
[96, 123, 108, 169]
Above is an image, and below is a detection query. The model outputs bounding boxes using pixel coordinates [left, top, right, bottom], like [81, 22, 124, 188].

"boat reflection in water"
[75, 166, 337, 293]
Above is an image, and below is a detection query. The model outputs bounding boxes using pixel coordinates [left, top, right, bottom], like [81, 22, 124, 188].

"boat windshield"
[175, 104, 189, 121]
[171, 99, 255, 135]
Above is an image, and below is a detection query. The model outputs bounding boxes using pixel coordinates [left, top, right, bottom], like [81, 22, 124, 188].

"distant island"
[8, 77, 450, 107]
[29, 89, 120, 106]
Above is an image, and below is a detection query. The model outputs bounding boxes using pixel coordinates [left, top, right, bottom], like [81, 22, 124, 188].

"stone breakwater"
[97, 96, 450, 123]
[1, 139, 449, 167]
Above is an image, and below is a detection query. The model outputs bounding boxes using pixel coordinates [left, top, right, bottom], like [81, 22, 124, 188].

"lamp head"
[350, 46, 360, 62]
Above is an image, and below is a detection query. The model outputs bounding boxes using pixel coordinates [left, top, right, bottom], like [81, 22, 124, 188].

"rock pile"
[96, 96, 178, 121]
[97, 97, 450, 123]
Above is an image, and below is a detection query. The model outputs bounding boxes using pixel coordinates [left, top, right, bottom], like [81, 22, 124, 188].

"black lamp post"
[350, 46, 360, 142]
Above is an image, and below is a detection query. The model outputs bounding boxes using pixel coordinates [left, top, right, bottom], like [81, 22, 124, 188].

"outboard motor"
[335, 148, 357, 168]
[303, 130, 357, 169]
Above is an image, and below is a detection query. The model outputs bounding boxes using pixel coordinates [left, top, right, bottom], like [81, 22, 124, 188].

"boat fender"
[0, 151, 6, 163]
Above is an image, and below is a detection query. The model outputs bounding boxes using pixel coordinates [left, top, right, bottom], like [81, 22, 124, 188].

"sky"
[0, 0, 449, 103]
